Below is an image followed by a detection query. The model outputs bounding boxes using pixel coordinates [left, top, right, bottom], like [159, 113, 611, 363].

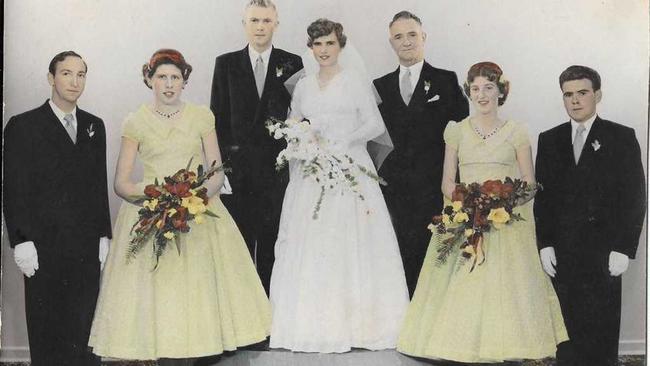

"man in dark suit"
[374, 11, 469, 297]
[210, 0, 302, 294]
[3, 51, 112, 366]
[534, 65, 645, 366]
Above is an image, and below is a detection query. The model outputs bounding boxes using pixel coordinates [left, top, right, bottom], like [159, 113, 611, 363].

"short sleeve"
[510, 121, 531, 149]
[443, 121, 460, 150]
[196, 105, 216, 137]
[121, 114, 141, 143]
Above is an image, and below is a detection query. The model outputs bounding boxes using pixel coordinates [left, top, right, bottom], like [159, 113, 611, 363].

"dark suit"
[534, 117, 645, 366]
[210, 46, 302, 293]
[374, 62, 469, 296]
[3, 101, 112, 366]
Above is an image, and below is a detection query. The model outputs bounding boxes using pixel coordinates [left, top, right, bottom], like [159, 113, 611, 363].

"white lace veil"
[284, 43, 394, 169]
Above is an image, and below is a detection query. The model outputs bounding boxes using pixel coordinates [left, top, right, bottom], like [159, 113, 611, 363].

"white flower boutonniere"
[424, 80, 431, 93]
[276, 66, 283, 78]
[591, 139, 601, 151]
[87, 123, 95, 138]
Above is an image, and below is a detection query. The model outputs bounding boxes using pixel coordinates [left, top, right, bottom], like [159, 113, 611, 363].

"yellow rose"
[181, 196, 207, 215]
[453, 212, 470, 223]
[427, 223, 435, 232]
[163, 231, 174, 240]
[144, 198, 159, 211]
[442, 214, 452, 225]
[195, 215, 205, 224]
[464, 228, 474, 237]
[451, 201, 463, 212]
[463, 245, 475, 256]
[487, 207, 510, 229]
[167, 208, 177, 217]
[155, 220, 164, 229]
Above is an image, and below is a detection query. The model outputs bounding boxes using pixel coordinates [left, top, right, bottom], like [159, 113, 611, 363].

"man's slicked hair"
[389, 10, 422, 28]
[559, 65, 601, 91]
[48, 50, 87, 75]
[245, 0, 277, 12]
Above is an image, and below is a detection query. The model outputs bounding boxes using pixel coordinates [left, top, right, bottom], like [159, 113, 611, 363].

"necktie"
[400, 68, 413, 105]
[254, 55, 265, 97]
[63, 113, 76, 143]
[573, 124, 586, 164]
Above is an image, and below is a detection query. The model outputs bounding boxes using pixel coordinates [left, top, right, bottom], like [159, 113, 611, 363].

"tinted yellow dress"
[397, 118, 568, 363]
[89, 104, 270, 360]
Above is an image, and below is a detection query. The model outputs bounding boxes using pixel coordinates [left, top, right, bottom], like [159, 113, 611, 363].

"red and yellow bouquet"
[128, 159, 227, 268]
[429, 177, 539, 271]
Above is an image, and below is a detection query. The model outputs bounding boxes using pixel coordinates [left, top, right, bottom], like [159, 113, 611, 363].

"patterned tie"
[63, 113, 76, 143]
[573, 124, 586, 164]
[254, 55, 265, 97]
[400, 68, 413, 105]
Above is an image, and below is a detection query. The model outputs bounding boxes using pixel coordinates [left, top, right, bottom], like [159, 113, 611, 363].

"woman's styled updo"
[307, 18, 347, 48]
[463, 62, 510, 105]
[142, 49, 192, 88]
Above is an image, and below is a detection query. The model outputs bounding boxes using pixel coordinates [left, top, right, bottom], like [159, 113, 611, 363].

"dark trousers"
[553, 264, 622, 366]
[384, 192, 438, 298]
[221, 185, 283, 295]
[24, 252, 101, 366]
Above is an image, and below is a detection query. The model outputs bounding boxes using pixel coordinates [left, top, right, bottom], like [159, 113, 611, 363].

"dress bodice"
[444, 117, 530, 183]
[122, 103, 215, 182]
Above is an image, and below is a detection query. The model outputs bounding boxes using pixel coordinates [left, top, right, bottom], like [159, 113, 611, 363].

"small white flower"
[276, 66, 283, 77]
[424, 80, 431, 93]
[87, 123, 95, 138]
[592, 140, 601, 151]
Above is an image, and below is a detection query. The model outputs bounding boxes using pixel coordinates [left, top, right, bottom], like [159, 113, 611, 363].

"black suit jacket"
[210, 46, 302, 192]
[374, 62, 469, 205]
[3, 101, 112, 258]
[534, 117, 645, 264]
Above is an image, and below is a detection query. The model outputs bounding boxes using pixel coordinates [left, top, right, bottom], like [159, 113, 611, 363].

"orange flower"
[164, 181, 192, 198]
[480, 179, 504, 196]
[144, 184, 162, 198]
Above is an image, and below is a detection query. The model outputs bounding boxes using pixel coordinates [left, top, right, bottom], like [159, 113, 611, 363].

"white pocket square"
[427, 95, 440, 103]
[220, 175, 233, 195]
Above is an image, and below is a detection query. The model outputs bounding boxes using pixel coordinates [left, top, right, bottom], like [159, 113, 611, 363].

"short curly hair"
[307, 18, 347, 48]
[142, 49, 193, 89]
[463, 62, 510, 106]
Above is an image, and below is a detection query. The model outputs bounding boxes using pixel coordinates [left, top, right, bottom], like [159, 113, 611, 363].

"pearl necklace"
[154, 108, 181, 119]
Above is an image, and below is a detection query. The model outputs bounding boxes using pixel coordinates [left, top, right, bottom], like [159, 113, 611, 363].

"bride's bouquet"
[128, 158, 227, 269]
[266, 117, 386, 219]
[429, 177, 539, 272]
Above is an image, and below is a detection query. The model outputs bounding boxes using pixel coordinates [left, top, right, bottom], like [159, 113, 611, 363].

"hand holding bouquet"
[128, 158, 227, 268]
[266, 117, 386, 219]
[429, 177, 539, 272]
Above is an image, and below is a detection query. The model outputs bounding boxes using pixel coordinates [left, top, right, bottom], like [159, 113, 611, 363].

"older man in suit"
[3, 51, 112, 366]
[374, 11, 469, 297]
[210, 0, 302, 294]
[534, 65, 645, 366]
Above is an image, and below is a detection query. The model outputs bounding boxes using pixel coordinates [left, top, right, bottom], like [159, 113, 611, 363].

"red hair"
[142, 49, 192, 88]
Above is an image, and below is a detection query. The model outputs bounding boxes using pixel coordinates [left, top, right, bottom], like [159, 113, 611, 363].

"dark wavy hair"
[48, 50, 87, 75]
[307, 18, 347, 48]
[559, 65, 601, 91]
[389, 10, 422, 28]
[142, 49, 193, 88]
[463, 62, 510, 106]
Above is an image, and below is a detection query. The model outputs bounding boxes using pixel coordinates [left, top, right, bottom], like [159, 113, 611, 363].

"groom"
[3, 51, 112, 366]
[534, 65, 645, 366]
[210, 0, 302, 294]
[374, 11, 469, 297]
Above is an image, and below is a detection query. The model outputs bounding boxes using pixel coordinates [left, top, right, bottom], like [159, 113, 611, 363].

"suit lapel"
[75, 109, 91, 146]
[577, 117, 603, 167]
[558, 122, 575, 166]
[239, 46, 260, 102]
[39, 101, 77, 148]
[386, 67, 405, 108]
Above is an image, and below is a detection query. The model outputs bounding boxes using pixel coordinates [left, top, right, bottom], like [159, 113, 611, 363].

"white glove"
[14, 241, 39, 277]
[99, 237, 110, 270]
[539, 247, 557, 278]
[609, 251, 629, 276]
[220, 175, 232, 195]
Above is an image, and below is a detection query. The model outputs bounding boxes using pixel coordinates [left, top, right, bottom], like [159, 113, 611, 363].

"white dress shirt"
[248, 44, 272, 81]
[399, 60, 424, 96]
[49, 99, 78, 130]
[570, 113, 597, 145]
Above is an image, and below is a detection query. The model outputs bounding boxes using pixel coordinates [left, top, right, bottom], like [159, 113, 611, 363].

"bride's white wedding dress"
[269, 68, 409, 353]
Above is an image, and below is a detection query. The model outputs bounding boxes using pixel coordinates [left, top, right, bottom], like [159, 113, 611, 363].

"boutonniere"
[87, 123, 95, 138]
[427, 94, 440, 103]
[276, 65, 284, 77]
[424, 80, 431, 93]
[591, 139, 601, 151]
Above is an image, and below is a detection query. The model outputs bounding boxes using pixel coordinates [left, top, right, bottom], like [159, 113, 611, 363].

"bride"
[269, 18, 409, 353]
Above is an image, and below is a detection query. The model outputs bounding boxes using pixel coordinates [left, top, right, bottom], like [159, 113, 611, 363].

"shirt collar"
[571, 113, 597, 140]
[48, 99, 78, 127]
[399, 60, 424, 89]
[248, 44, 272, 69]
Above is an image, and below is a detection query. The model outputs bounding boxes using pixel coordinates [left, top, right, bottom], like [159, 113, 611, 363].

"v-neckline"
[468, 118, 509, 141]
[316, 70, 343, 92]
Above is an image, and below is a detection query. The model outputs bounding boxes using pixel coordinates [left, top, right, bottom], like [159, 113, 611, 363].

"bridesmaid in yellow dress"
[397, 62, 568, 363]
[88, 49, 271, 365]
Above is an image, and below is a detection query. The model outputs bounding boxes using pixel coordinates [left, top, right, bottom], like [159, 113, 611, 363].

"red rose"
[144, 184, 162, 198]
[164, 182, 192, 198]
[452, 185, 469, 202]
[480, 180, 503, 196]
[432, 215, 443, 225]
[500, 182, 514, 198]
